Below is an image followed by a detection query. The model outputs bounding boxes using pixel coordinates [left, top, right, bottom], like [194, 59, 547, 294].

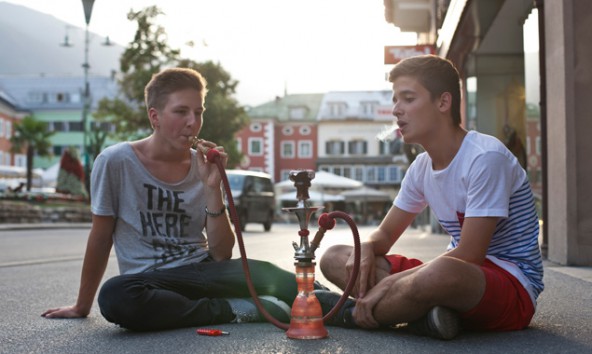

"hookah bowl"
[283, 170, 329, 339]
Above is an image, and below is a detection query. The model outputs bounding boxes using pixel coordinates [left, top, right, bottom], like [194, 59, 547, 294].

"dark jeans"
[98, 258, 297, 331]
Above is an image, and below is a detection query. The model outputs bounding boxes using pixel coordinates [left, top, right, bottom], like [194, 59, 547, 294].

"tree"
[178, 59, 248, 165]
[10, 115, 55, 191]
[94, 5, 247, 166]
[95, 6, 180, 141]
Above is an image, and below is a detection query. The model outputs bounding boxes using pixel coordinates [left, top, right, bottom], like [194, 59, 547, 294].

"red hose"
[209, 150, 360, 331]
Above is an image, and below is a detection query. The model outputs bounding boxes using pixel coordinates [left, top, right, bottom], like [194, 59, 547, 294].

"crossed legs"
[319, 244, 486, 327]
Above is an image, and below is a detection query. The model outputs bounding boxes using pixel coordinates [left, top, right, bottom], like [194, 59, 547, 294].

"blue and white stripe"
[441, 180, 544, 300]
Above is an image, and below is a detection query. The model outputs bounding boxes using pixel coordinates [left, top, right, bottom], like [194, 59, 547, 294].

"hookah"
[196, 140, 361, 340]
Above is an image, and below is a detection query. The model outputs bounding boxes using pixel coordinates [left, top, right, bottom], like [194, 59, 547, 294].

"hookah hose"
[205, 148, 361, 331]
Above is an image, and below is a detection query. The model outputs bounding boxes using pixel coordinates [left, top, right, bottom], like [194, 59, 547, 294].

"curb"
[0, 223, 92, 231]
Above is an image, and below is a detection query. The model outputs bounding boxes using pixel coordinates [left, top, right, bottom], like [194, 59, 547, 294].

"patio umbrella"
[276, 171, 362, 205]
[278, 190, 345, 203]
[275, 171, 363, 190]
[341, 186, 392, 202]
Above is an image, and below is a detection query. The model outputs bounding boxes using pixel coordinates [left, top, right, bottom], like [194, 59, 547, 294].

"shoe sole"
[429, 306, 460, 340]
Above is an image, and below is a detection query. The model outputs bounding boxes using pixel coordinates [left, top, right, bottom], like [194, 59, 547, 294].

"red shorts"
[384, 254, 535, 331]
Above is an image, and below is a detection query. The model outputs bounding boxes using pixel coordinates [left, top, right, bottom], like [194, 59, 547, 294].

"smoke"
[376, 123, 400, 142]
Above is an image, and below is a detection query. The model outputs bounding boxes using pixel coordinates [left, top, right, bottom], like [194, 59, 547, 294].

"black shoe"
[407, 306, 460, 340]
[313, 281, 330, 291]
[313, 290, 357, 328]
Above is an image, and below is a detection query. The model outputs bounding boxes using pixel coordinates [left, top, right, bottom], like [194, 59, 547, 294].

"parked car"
[224, 170, 275, 232]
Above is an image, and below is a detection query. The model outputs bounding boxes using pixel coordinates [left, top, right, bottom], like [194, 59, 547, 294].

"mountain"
[0, 1, 124, 77]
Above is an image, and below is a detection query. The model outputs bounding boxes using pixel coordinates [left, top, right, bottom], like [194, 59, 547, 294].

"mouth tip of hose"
[206, 148, 221, 163]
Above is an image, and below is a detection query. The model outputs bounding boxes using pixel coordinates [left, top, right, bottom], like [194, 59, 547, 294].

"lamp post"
[81, 0, 94, 194]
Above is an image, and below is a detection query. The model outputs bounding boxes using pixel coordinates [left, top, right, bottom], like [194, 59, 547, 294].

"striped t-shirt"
[394, 131, 544, 305]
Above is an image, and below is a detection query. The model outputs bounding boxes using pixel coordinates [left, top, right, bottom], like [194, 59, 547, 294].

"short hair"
[144, 67, 208, 111]
[388, 55, 461, 125]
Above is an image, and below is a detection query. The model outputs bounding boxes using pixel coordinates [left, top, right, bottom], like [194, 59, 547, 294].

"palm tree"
[10, 115, 55, 191]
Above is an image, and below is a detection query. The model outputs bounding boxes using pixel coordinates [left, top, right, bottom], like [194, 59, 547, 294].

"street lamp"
[81, 0, 94, 194]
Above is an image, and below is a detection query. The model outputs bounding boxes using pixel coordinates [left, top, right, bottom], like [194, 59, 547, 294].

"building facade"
[0, 92, 28, 167]
[237, 91, 407, 194]
[237, 94, 323, 182]
[0, 74, 118, 169]
[316, 90, 404, 189]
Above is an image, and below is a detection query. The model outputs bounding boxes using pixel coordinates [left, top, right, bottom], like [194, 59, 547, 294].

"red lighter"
[196, 328, 229, 336]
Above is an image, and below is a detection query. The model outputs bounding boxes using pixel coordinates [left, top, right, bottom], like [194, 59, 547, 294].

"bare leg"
[319, 244, 392, 298]
[320, 245, 486, 327]
[367, 256, 486, 325]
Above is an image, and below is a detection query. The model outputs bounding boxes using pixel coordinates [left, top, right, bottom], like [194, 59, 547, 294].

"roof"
[0, 75, 119, 111]
[246, 93, 324, 122]
[317, 90, 394, 121]
[0, 90, 28, 114]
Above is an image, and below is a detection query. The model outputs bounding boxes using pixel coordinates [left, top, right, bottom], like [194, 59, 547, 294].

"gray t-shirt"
[91, 142, 209, 274]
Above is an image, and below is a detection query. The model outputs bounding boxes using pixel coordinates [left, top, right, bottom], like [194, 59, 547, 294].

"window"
[342, 166, 352, 179]
[366, 167, 376, 182]
[248, 138, 263, 155]
[236, 137, 242, 153]
[14, 154, 26, 167]
[282, 126, 294, 136]
[377, 166, 387, 182]
[28, 92, 46, 104]
[49, 121, 65, 132]
[250, 123, 262, 132]
[360, 101, 378, 117]
[69, 121, 83, 132]
[327, 102, 347, 117]
[325, 140, 344, 155]
[298, 141, 312, 158]
[289, 107, 307, 120]
[4, 121, 11, 138]
[53, 145, 64, 156]
[348, 140, 367, 155]
[90, 121, 115, 133]
[49, 92, 69, 103]
[281, 141, 295, 158]
[280, 170, 291, 182]
[388, 166, 402, 183]
[354, 167, 364, 181]
[70, 92, 81, 103]
[379, 139, 402, 155]
[299, 126, 311, 135]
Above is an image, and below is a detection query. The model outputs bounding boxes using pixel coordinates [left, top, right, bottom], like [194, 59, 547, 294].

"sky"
[4, 0, 417, 106]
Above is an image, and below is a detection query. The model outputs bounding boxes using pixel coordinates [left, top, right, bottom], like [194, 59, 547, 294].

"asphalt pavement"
[1, 222, 591, 354]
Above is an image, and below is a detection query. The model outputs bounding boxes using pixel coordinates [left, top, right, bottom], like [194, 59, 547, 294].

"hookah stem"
[320, 211, 361, 322]
[212, 157, 289, 331]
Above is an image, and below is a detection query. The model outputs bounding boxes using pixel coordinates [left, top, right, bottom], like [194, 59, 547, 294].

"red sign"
[384, 45, 436, 64]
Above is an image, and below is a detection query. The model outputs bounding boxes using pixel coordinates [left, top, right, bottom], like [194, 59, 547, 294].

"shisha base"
[286, 263, 328, 339]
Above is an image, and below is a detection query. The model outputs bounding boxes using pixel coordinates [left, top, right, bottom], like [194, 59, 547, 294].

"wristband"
[205, 206, 226, 217]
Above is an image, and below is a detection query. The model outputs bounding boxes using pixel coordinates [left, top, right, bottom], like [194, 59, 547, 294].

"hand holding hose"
[345, 242, 377, 298]
[193, 138, 228, 188]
